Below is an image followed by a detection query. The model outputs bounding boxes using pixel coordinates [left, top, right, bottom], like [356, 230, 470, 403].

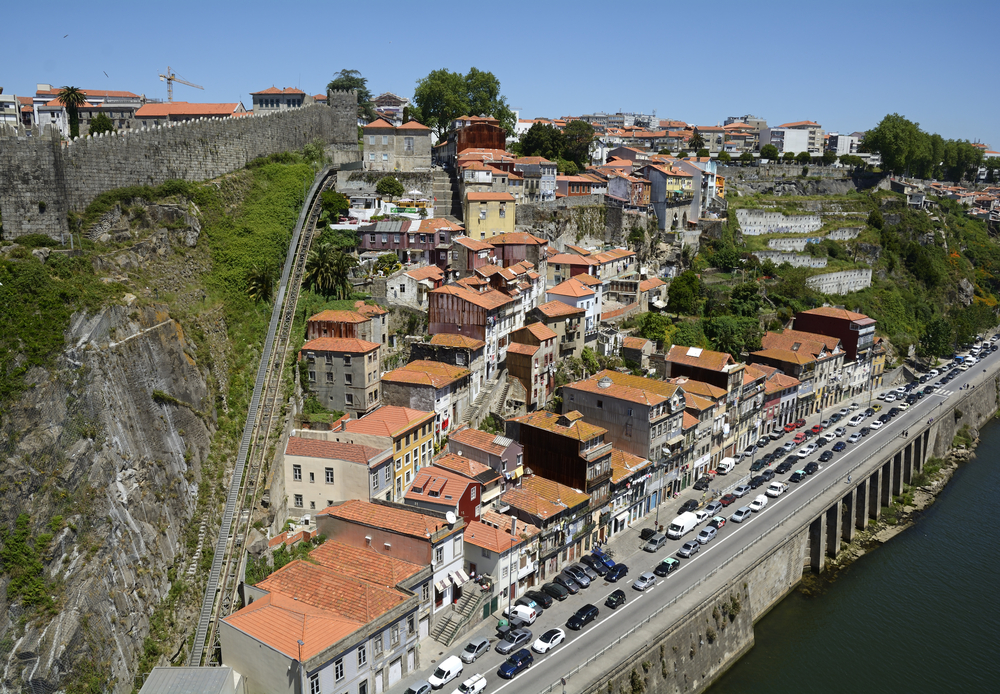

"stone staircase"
[468, 370, 509, 428]
[432, 169, 463, 223]
[430, 588, 489, 646]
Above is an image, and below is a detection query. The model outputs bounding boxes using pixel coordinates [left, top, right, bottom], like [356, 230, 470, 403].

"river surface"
[710, 417, 1000, 694]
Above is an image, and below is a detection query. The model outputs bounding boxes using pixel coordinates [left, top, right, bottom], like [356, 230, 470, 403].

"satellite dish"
[446, 511, 457, 525]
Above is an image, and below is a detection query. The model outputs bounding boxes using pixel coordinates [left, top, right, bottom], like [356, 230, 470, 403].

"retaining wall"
[805, 268, 873, 294]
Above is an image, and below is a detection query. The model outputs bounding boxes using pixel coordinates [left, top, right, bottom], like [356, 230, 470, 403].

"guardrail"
[541, 368, 998, 693]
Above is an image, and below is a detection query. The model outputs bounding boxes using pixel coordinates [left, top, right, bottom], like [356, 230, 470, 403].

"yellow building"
[339, 406, 436, 501]
[464, 191, 515, 239]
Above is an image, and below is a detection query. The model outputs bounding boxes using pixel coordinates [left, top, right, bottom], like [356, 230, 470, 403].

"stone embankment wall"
[0, 92, 357, 239]
[805, 268, 873, 294]
[751, 251, 828, 268]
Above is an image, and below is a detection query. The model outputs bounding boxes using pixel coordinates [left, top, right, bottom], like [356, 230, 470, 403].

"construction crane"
[158, 66, 203, 103]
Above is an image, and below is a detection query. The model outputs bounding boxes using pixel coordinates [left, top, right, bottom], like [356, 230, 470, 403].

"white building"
[759, 127, 810, 155]
[827, 132, 861, 156]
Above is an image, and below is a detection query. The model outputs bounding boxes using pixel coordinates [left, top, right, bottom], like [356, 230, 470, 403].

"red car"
[793, 433, 807, 444]
[810, 424, 823, 434]
[783, 423, 797, 433]
[794, 419, 806, 428]
[719, 494, 738, 506]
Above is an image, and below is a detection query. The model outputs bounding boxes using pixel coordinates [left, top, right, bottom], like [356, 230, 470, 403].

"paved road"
[395, 348, 998, 694]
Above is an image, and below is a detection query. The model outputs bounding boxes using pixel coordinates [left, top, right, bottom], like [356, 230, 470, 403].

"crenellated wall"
[0, 93, 358, 239]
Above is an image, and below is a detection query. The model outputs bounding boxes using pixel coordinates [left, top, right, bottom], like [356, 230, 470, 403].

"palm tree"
[58, 86, 87, 138]
[304, 242, 340, 297]
[246, 264, 274, 303]
[332, 251, 359, 299]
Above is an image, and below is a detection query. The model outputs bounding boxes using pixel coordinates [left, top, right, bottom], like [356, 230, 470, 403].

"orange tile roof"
[134, 102, 242, 117]
[37, 87, 139, 98]
[548, 252, 599, 266]
[476, 263, 504, 278]
[449, 427, 518, 457]
[252, 86, 306, 95]
[463, 520, 525, 553]
[343, 406, 435, 438]
[665, 345, 736, 372]
[600, 303, 638, 321]
[575, 369, 680, 402]
[536, 300, 585, 318]
[797, 307, 874, 323]
[405, 265, 445, 282]
[42, 97, 98, 108]
[565, 375, 666, 407]
[363, 118, 395, 129]
[778, 120, 821, 128]
[682, 411, 700, 429]
[432, 453, 500, 483]
[397, 120, 430, 130]
[466, 192, 515, 202]
[772, 328, 842, 351]
[500, 487, 563, 520]
[429, 333, 486, 349]
[573, 274, 604, 287]
[309, 540, 424, 585]
[684, 393, 715, 412]
[521, 475, 591, 508]
[610, 448, 651, 484]
[301, 337, 379, 354]
[639, 277, 667, 292]
[354, 301, 388, 317]
[309, 310, 369, 323]
[761, 332, 829, 358]
[566, 245, 591, 256]
[285, 437, 388, 466]
[622, 336, 651, 350]
[319, 499, 454, 538]
[764, 372, 801, 395]
[485, 232, 548, 246]
[548, 278, 595, 298]
[522, 322, 558, 341]
[751, 348, 817, 365]
[506, 342, 539, 356]
[479, 510, 539, 539]
[382, 360, 470, 388]
[430, 283, 512, 310]
[515, 156, 555, 165]
[405, 466, 474, 504]
[511, 409, 606, 442]
[667, 378, 726, 399]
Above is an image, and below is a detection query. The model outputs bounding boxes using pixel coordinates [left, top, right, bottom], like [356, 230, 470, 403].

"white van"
[428, 655, 464, 689]
[716, 457, 736, 474]
[506, 605, 537, 625]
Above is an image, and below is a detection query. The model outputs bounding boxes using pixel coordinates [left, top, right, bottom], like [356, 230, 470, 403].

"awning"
[666, 435, 685, 446]
[615, 511, 629, 524]
[434, 578, 451, 593]
[450, 569, 470, 587]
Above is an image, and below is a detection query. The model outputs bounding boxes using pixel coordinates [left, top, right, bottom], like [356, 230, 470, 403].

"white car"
[765, 481, 787, 498]
[450, 674, 487, 694]
[821, 432, 837, 443]
[884, 393, 896, 403]
[849, 415, 865, 426]
[870, 420, 884, 430]
[532, 628, 565, 654]
[796, 446, 812, 457]
[428, 655, 464, 689]
[632, 572, 657, 592]
[748, 494, 769, 512]
[897, 402, 910, 410]
[694, 509, 712, 524]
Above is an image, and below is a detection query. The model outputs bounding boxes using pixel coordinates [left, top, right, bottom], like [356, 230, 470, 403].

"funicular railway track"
[189, 167, 335, 666]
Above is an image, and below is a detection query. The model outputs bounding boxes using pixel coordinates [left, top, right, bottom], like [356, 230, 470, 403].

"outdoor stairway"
[468, 376, 499, 427]
[431, 168, 463, 222]
[430, 587, 488, 646]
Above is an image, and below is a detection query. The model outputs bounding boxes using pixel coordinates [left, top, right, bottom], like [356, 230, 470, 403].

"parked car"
[860, 427, 871, 437]
[804, 462, 820, 475]
[452, 674, 487, 694]
[654, 557, 680, 577]
[428, 655, 464, 689]
[810, 424, 824, 434]
[605, 589, 626, 609]
[404, 681, 433, 694]
[750, 459, 768, 472]
[563, 566, 591, 588]
[461, 637, 491, 664]
[833, 441, 847, 452]
[678, 540, 701, 558]
[749, 475, 765, 489]
[694, 509, 712, 524]
[632, 572, 657, 591]
[497, 649, 534, 679]
[696, 526, 718, 545]
[819, 450, 834, 462]
[554, 573, 581, 593]
[848, 433, 862, 444]
[748, 494, 768, 512]
[496, 628, 533, 655]
[760, 469, 775, 482]
[730, 507, 753, 523]
[765, 481, 787, 498]
[769, 430, 784, 441]
[789, 470, 807, 483]
[704, 500, 723, 516]
[679, 499, 699, 514]
[720, 493, 738, 506]
[783, 423, 797, 433]
[532, 628, 565, 654]
[693, 476, 712, 491]
[708, 516, 727, 530]
[638, 527, 657, 542]
[781, 441, 796, 453]
[775, 461, 794, 474]
[733, 484, 751, 497]
[794, 418, 806, 428]
[834, 427, 847, 437]
[541, 582, 569, 601]
[849, 415, 865, 426]
[606, 564, 629, 582]
[524, 590, 553, 609]
[566, 604, 599, 630]
[580, 555, 610, 576]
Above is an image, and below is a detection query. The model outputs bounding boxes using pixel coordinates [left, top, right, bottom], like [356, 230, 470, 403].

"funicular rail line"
[189, 167, 334, 666]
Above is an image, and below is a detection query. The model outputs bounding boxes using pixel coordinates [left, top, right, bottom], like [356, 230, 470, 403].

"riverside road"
[392, 351, 1000, 694]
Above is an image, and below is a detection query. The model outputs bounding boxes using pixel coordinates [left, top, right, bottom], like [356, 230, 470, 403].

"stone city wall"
[735, 208, 823, 236]
[752, 251, 828, 268]
[0, 92, 358, 239]
[805, 268, 873, 294]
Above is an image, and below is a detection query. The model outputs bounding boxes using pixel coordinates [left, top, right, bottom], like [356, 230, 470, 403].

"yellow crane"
[158, 66, 203, 103]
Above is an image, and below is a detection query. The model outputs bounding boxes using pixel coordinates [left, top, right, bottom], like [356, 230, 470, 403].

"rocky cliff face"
[0, 303, 214, 692]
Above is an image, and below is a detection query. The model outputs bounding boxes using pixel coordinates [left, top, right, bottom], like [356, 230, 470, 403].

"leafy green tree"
[821, 150, 838, 166]
[689, 129, 705, 151]
[730, 282, 763, 317]
[373, 252, 401, 276]
[520, 123, 565, 160]
[782, 151, 796, 163]
[760, 144, 779, 160]
[304, 243, 341, 297]
[331, 250, 359, 299]
[840, 154, 864, 168]
[739, 151, 754, 165]
[710, 246, 742, 272]
[88, 112, 114, 136]
[376, 176, 404, 198]
[796, 151, 812, 165]
[58, 86, 87, 138]
[672, 320, 706, 347]
[327, 69, 376, 122]
[697, 148, 710, 158]
[636, 312, 672, 344]
[760, 259, 778, 276]
[412, 67, 514, 139]
[677, 151, 689, 159]
[463, 67, 516, 135]
[562, 119, 595, 167]
[556, 159, 579, 175]
[581, 347, 600, 375]
[667, 270, 702, 315]
[919, 318, 952, 357]
[319, 190, 350, 224]
[717, 151, 731, 163]
[867, 208, 884, 230]
[704, 315, 744, 358]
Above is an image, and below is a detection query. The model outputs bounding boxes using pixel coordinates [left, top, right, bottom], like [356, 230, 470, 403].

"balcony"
[581, 441, 612, 463]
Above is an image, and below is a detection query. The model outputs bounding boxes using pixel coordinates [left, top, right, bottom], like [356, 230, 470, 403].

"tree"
[556, 159, 579, 175]
[373, 252, 401, 276]
[782, 152, 796, 163]
[581, 347, 600, 375]
[88, 113, 114, 136]
[327, 69, 376, 122]
[319, 190, 350, 224]
[677, 151, 689, 159]
[730, 282, 763, 317]
[919, 318, 952, 357]
[412, 67, 514, 140]
[710, 246, 742, 272]
[717, 151, 731, 163]
[821, 150, 838, 166]
[636, 312, 672, 344]
[760, 144, 779, 160]
[697, 148, 710, 158]
[58, 86, 87, 138]
[667, 270, 702, 315]
[840, 154, 864, 168]
[331, 250, 359, 299]
[689, 129, 705, 151]
[562, 119, 595, 167]
[867, 208, 884, 231]
[796, 151, 812, 165]
[246, 264, 275, 303]
[519, 123, 565, 160]
[304, 243, 340, 296]
[739, 151, 755, 165]
[376, 176, 404, 199]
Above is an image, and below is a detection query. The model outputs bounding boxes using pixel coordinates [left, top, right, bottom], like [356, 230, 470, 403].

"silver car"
[495, 627, 532, 655]
[460, 637, 490, 663]
[571, 562, 598, 581]
[696, 526, 717, 545]
[733, 484, 751, 498]
[562, 566, 591, 588]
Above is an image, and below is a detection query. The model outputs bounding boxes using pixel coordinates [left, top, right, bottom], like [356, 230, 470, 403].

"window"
[499, 203, 506, 218]
[326, 468, 334, 484]
[326, 372, 334, 383]
[382, 153, 389, 162]
[454, 537, 462, 554]
[394, 234, 400, 243]
[597, 399, 603, 409]
[435, 546, 444, 564]
[482, 548, 492, 558]
[390, 625, 400, 646]
[358, 643, 367, 667]
[382, 135, 389, 145]
[404, 470, 411, 484]
[335, 658, 344, 681]
[310, 500, 315, 509]
[384, 467, 391, 483]
[395, 458, 402, 471]
[293, 465, 302, 481]
[345, 393, 354, 405]
[373, 635, 384, 656]
[628, 408, 633, 417]
[404, 136, 414, 153]
[371, 473, 379, 490]
[422, 582, 430, 601]
[294, 494, 303, 508]
[310, 673, 320, 694]
[370, 234, 376, 243]
[344, 355, 352, 367]
[420, 234, 426, 243]
[345, 373, 353, 385]
[382, 234, 388, 243]
[470, 486, 476, 500]
[308, 371, 316, 382]
[405, 452, 410, 465]
[396, 440, 402, 452]
[408, 234, 415, 244]
[368, 136, 376, 145]
[309, 472, 315, 483]
[407, 614, 415, 634]
[399, 284, 405, 294]
[479, 204, 487, 220]
[369, 153, 375, 162]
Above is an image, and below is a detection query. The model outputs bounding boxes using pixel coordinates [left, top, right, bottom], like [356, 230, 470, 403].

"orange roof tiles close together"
[382, 360, 470, 388]
[319, 499, 454, 539]
[285, 437, 387, 466]
[342, 407, 435, 439]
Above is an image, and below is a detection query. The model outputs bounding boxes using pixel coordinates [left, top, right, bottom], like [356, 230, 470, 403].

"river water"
[710, 417, 1000, 694]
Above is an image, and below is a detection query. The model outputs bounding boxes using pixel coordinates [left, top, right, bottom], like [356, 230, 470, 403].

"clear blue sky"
[4, 0, 997, 149]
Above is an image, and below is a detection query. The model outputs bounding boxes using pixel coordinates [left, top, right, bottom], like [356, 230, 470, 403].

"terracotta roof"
[313, 94, 327, 101]
[548, 253, 598, 266]
[319, 499, 454, 538]
[429, 283, 512, 310]
[354, 301, 388, 317]
[610, 448, 651, 484]
[511, 409, 606, 442]
[565, 375, 666, 407]
[363, 118, 395, 129]
[639, 277, 667, 292]
[309, 540, 424, 585]
[664, 345, 736, 372]
[667, 378, 726, 400]
[761, 332, 829, 358]
[429, 333, 486, 350]
[600, 303, 637, 321]
[36, 87, 139, 98]
[252, 86, 306, 95]
[405, 265, 445, 282]
[432, 453, 500, 483]
[134, 102, 242, 117]
[771, 329, 842, 351]
[521, 475, 590, 508]
[449, 427, 517, 457]
[751, 348, 817, 366]
[536, 300, 584, 318]
[796, 307, 874, 324]
[778, 120, 821, 128]
[500, 487, 563, 521]
[382, 360, 470, 388]
[515, 156, 555, 165]
[573, 274, 604, 287]
[684, 393, 715, 412]
[742, 364, 768, 384]
[463, 520, 524, 553]
[522, 322, 558, 341]
[285, 437, 388, 466]
[566, 245, 591, 256]
[42, 97, 97, 108]
[301, 337, 379, 354]
[506, 342, 539, 356]
[476, 263, 504, 278]
[308, 310, 369, 323]
[466, 192, 514, 202]
[405, 466, 474, 505]
[397, 120, 430, 130]
[479, 510, 539, 539]
[548, 278, 595, 298]
[622, 336, 651, 350]
[343, 406, 435, 438]
[570, 370, 680, 404]
[682, 412, 700, 429]
[764, 372, 801, 395]
[486, 232, 548, 246]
